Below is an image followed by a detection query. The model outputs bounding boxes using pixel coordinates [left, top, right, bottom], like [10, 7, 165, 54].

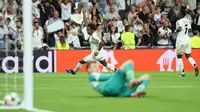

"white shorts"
[176, 43, 191, 55]
[83, 51, 105, 62]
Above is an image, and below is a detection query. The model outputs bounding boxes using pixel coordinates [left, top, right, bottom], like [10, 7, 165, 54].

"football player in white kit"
[66, 24, 116, 75]
[176, 10, 199, 77]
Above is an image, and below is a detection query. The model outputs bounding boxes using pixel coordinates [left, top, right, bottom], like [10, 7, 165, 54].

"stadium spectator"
[0, 0, 4, 11]
[154, 6, 161, 22]
[137, 5, 150, 23]
[0, 14, 5, 48]
[104, 0, 118, 13]
[38, 0, 55, 27]
[59, 0, 72, 23]
[91, 2, 103, 24]
[115, 0, 126, 20]
[4, 18, 15, 38]
[121, 25, 141, 49]
[97, 0, 107, 14]
[32, 18, 44, 50]
[140, 23, 154, 48]
[33, 0, 41, 18]
[190, 30, 200, 48]
[187, 0, 197, 10]
[15, 20, 23, 48]
[67, 22, 81, 48]
[56, 36, 70, 50]
[161, 12, 171, 28]
[44, 10, 62, 48]
[157, 20, 172, 46]
[104, 6, 121, 21]
[132, 16, 143, 38]
[103, 23, 120, 47]
[77, 0, 89, 13]
[15, 0, 23, 16]
[163, 0, 174, 12]
[1, 0, 200, 50]
[127, 5, 137, 25]
[193, 2, 200, 32]
[51, 0, 62, 18]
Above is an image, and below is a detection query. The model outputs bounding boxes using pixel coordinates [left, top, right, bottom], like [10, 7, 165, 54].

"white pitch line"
[0, 86, 200, 91]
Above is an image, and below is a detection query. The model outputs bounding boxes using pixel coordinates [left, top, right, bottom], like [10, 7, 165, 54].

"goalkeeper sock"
[106, 63, 116, 72]
[188, 57, 197, 68]
[136, 80, 149, 93]
[74, 62, 82, 73]
[125, 63, 134, 83]
[177, 58, 184, 74]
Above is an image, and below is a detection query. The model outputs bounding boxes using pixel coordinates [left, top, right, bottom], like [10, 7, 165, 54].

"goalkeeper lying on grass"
[86, 60, 150, 97]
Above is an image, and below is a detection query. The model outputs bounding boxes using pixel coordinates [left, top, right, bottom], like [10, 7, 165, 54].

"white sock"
[106, 63, 115, 72]
[188, 57, 197, 68]
[177, 58, 184, 73]
[74, 62, 82, 73]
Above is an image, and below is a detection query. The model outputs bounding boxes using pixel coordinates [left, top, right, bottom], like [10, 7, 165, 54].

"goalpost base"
[0, 101, 52, 112]
[0, 106, 52, 112]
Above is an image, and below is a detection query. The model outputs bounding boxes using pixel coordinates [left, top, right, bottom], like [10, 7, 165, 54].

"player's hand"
[94, 51, 99, 56]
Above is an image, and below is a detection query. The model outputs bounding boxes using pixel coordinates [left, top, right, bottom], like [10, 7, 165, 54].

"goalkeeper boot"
[132, 91, 147, 98]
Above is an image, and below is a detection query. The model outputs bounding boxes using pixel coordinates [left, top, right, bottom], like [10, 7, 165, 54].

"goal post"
[23, 0, 33, 110]
[0, 0, 51, 111]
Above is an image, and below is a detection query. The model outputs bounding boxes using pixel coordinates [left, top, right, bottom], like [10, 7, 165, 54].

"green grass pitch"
[0, 72, 200, 112]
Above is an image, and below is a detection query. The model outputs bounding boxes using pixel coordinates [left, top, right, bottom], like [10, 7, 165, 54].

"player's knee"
[185, 54, 191, 59]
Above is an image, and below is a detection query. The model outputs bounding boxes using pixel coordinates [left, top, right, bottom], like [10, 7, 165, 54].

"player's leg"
[118, 74, 150, 98]
[66, 59, 86, 75]
[118, 60, 135, 83]
[177, 54, 185, 77]
[99, 60, 116, 72]
[103, 69, 126, 96]
[185, 53, 199, 76]
[130, 74, 150, 97]
[104, 60, 136, 97]
[66, 54, 93, 75]
[184, 43, 199, 76]
[176, 44, 185, 77]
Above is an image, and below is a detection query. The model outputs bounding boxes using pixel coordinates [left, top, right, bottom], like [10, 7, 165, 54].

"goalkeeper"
[86, 60, 150, 97]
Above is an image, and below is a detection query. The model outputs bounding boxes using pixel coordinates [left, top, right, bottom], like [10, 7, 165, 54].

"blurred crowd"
[0, 0, 200, 50]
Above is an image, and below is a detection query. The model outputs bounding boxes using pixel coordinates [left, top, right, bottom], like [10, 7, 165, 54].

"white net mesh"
[0, 49, 23, 105]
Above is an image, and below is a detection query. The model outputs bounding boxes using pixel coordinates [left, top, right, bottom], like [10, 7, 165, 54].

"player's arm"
[90, 73, 113, 82]
[176, 21, 182, 33]
[94, 41, 104, 56]
[98, 41, 104, 51]
[93, 34, 104, 56]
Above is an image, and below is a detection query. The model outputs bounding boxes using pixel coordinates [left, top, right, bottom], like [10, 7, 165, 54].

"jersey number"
[185, 28, 188, 34]
[185, 24, 188, 34]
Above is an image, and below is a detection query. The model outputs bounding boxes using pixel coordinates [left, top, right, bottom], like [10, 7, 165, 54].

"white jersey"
[83, 32, 105, 62]
[176, 18, 191, 45]
[89, 32, 104, 53]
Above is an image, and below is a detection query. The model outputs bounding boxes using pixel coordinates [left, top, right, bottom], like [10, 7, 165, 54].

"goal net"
[0, 0, 50, 111]
[0, 49, 23, 109]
